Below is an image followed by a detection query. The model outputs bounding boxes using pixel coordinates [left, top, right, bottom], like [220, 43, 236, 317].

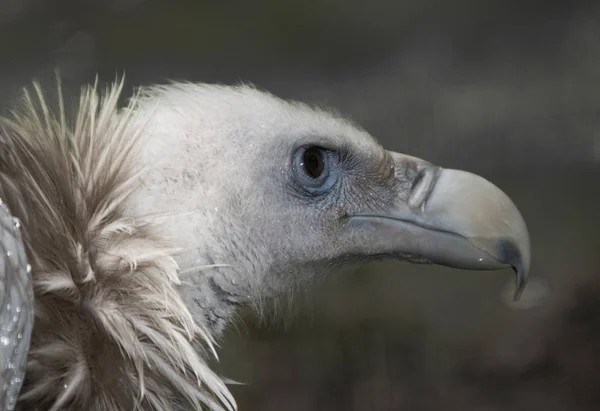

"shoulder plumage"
[0, 77, 235, 411]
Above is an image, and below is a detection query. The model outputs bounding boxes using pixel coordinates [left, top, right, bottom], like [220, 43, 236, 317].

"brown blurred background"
[1, 1, 599, 410]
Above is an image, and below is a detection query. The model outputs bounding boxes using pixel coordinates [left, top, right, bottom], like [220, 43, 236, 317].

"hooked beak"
[353, 152, 531, 300]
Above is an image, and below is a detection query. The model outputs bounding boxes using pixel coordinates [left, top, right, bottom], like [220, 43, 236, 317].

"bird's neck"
[124, 111, 260, 338]
[164, 221, 254, 338]
[177, 263, 243, 338]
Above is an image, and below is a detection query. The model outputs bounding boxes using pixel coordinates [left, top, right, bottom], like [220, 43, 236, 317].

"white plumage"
[0, 77, 531, 410]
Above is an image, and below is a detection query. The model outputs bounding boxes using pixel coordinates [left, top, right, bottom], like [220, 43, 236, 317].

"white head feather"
[0, 75, 531, 410]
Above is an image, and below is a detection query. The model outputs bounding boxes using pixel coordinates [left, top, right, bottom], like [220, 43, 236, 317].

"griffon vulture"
[0, 78, 530, 410]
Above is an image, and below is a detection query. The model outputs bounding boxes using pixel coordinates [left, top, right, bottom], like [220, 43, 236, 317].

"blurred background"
[1, 0, 599, 409]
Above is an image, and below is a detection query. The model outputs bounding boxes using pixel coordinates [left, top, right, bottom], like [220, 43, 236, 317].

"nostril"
[408, 167, 440, 210]
[410, 169, 425, 192]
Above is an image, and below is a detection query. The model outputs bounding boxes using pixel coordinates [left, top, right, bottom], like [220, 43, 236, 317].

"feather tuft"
[0, 76, 236, 410]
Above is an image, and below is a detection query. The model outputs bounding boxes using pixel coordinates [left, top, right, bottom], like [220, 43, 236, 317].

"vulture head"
[128, 83, 529, 327]
[0, 79, 530, 410]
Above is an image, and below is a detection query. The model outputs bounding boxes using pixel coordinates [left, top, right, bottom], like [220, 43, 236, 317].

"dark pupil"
[303, 149, 324, 178]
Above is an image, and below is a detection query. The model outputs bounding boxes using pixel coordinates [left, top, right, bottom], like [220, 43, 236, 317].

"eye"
[292, 146, 338, 192]
[302, 148, 324, 178]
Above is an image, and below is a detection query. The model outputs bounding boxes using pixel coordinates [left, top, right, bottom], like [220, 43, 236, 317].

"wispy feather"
[0, 76, 236, 411]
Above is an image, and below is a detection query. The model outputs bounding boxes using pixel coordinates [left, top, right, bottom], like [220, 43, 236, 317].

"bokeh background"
[1, 1, 599, 409]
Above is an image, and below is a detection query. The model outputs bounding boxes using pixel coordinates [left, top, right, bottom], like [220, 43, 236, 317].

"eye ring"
[292, 146, 338, 192]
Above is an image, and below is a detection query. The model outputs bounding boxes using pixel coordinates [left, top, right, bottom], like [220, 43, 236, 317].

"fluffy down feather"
[0, 78, 236, 411]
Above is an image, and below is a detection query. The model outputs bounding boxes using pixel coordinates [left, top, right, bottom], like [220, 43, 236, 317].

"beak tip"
[514, 279, 526, 301]
[495, 238, 530, 302]
[513, 265, 528, 301]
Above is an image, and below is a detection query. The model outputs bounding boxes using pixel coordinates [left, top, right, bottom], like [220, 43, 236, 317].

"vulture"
[0, 77, 530, 410]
